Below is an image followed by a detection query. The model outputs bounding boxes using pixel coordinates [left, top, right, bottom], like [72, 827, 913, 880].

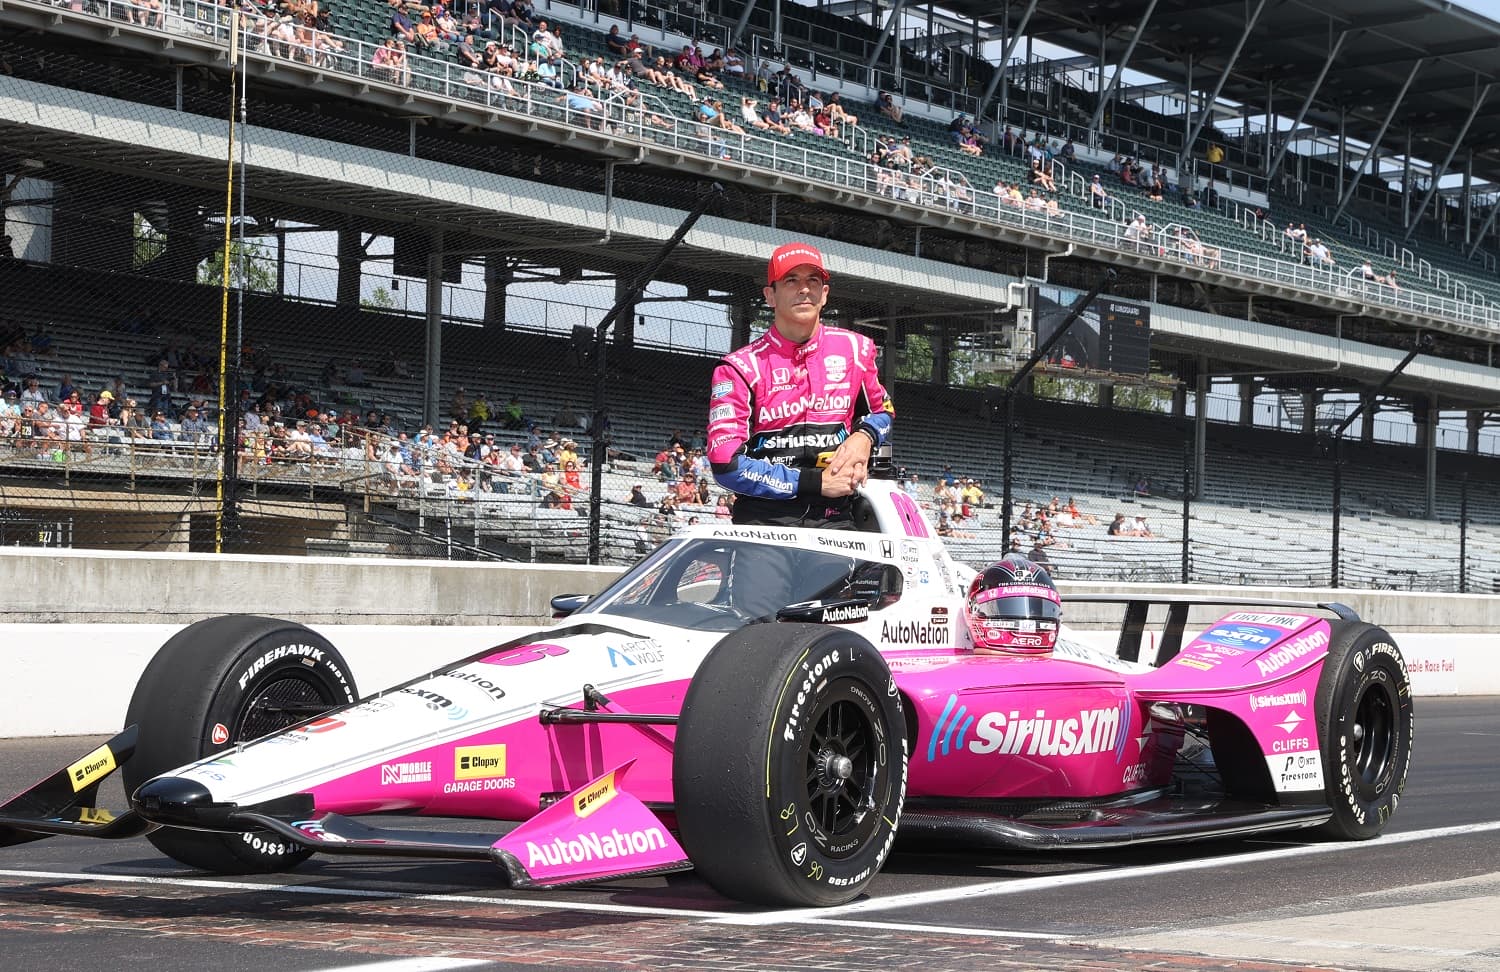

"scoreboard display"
[1033, 286, 1151, 377]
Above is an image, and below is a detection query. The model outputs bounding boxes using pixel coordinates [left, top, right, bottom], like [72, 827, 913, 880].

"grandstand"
[1, 0, 1498, 592]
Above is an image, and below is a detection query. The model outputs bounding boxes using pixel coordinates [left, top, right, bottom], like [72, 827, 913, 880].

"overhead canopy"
[938, 0, 1500, 183]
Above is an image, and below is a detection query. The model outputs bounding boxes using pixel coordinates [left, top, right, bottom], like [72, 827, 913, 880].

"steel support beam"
[1466, 200, 1499, 259]
[1403, 130, 1413, 227]
[1088, 0, 1160, 137]
[1266, 30, 1347, 179]
[1331, 58, 1424, 225]
[1463, 153, 1473, 244]
[864, 0, 909, 71]
[728, 0, 759, 49]
[1183, 0, 1267, 156]
[979, 0, 1037, 118]
[1404, 82, 1491, 241]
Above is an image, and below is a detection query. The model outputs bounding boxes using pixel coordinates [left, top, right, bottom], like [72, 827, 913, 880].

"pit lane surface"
[2, 697, 1498, 972]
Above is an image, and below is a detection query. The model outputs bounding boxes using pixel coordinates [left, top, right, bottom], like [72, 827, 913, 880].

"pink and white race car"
[0, 481, 1413, 907]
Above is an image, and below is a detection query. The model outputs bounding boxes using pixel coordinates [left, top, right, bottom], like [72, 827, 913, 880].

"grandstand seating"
[5, 260, 1500, 585]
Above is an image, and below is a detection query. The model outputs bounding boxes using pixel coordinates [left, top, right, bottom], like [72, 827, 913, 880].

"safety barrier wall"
[1, 548, 1495, 736]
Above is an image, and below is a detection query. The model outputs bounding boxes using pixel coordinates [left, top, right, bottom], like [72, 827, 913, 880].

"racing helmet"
[966, 554, 1061, 655]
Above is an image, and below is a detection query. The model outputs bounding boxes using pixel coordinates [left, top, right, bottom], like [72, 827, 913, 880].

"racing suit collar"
[766, 320, 822, 360]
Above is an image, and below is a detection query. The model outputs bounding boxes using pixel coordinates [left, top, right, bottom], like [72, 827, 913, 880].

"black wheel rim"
[235, 674, 336, 742]
[800, 680, 883, 861]
[1351, 677, 1398, 796]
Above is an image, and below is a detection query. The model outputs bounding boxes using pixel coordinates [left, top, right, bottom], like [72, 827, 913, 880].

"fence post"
[1330, 436, 1342, 588]
[1459, 472, 1469, 593]
[1181, 444, 1191, 584]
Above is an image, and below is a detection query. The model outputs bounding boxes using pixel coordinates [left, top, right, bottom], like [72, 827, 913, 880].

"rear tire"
[123, 615, 358, 872]
[1315, 622, 1413, 839]
[674, 623, 906, 907]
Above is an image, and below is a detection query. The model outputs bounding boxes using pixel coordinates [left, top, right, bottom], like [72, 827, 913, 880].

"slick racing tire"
[674, 623, 907, 907]
[123, 615, 358, 873]
[1315, 621, 1413, 840]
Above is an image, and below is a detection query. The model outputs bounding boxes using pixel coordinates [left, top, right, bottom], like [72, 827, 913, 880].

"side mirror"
[550, 594, 590, 618]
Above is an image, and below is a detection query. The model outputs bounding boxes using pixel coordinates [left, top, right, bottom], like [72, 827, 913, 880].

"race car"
[0, 480, 1413, 907]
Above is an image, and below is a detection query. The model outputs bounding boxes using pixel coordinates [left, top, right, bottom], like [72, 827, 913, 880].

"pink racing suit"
[707, 322, 893, 525]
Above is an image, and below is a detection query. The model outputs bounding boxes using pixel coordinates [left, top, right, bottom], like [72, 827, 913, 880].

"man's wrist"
[853, 423, 879, 450]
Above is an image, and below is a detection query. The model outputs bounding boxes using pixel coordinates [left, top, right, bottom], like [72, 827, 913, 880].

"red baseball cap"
[766, 242, 829, 285]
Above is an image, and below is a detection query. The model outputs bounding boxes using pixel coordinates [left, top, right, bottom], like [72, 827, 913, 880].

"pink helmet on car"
[966, 554, 1061, 655]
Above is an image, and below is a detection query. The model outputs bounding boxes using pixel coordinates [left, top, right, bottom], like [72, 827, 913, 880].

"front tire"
[123, 615, 358, 872]
[1315, 622, 1413, 839]
[674, 623, 907, 907]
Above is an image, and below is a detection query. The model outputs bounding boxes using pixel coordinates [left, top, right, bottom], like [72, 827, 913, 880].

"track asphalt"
[1, 697, 1496, 972]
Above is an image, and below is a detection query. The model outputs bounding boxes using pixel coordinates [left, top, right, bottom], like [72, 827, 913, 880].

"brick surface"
[0, 876, 1351, 972]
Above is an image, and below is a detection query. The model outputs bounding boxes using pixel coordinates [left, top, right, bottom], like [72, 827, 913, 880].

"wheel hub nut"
[819, 752, 853, 784]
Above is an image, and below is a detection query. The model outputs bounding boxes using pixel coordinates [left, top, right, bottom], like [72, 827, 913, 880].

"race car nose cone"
[133, 776, 219, 826]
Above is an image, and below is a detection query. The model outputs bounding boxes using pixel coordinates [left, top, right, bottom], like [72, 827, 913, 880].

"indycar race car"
[0, 481, 1413, 907]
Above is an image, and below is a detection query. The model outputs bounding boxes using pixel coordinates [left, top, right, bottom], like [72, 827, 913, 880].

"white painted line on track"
[717, 820, 1500, 926]
[306, 959, 492, 972]
[794, 917, 1058, 940]
[7, 820, 1499, 940]
[0, 868, 729, 920]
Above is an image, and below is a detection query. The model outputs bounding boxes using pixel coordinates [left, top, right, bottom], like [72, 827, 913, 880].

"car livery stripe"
[942, 705, 971, 758]
[927, 694, 957, 762]
[1112, 700, 1131, 764]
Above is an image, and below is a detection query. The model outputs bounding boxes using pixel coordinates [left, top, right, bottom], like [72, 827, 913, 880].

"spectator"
[826, 92, 857, 129]
[1089, 174, 1110, 210]
[372, 37, 410, 85]
[88, 390, 113, 429]
[1060, 139, 1076, 163]
[1285, 222, 1307, 259]
[413, 10, 446, 54]
[595, 23, 626, 56]
[389, 1, 415, 43]
[1030, 158, 1057, 192]
[496, 442, 525, 473]
[150, 410, 175, 442]
[761, 99, 792, 135]
[558, 81, 603, 129]
[876, 90, 903, 124]
[628, 483, 651, 507]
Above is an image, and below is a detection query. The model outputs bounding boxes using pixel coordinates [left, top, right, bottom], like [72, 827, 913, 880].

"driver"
[707, 242, 894, 529]
[966, 554, 1061, 654]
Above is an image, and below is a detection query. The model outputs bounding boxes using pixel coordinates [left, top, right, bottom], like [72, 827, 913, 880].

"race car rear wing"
[1065, 595, 1360, 666]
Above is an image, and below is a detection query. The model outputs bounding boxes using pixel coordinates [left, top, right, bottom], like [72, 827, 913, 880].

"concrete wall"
[1, 549, 1494, 737]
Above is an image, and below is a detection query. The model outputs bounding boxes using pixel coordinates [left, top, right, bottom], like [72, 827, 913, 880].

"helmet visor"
[971, 595, 1061, 622]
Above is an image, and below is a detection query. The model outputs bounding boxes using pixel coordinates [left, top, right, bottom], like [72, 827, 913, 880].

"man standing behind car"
[707, 242, 893, 528]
